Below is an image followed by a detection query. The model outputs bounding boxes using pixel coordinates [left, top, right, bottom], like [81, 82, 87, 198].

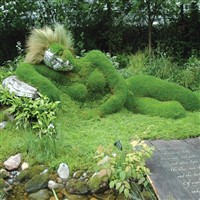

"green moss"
[67, 83, 88, 101]
[25, 173, 49, 193]
[50, 43, 76, 66]
[0, 178, 7, 189]
[49, 43, 65, 54]
[126, 75, 200, 111]
[87, 70, 106, 92]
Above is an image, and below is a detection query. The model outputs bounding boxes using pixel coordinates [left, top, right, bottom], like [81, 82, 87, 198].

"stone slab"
[146, 137, 200, 200]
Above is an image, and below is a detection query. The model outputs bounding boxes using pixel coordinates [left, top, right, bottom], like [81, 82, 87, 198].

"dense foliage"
[0, 86, 60, 138]
[0, 0, 199, 64]
[94, 140, 154, 198]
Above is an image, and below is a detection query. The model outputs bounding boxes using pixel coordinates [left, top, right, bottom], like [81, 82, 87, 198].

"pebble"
[57, 163, 69, 181]
[6, 178, 14, 185]
[21, 162, 29, 170]
[0, 121, 7, 129]
[48, 180, 63, 189]
[40, 168, 48, 175]
[4, 153, 22, 171]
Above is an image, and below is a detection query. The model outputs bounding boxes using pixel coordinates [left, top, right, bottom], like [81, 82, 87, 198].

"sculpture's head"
[44, 43, 75, 71]
[24, 24, 75, 71]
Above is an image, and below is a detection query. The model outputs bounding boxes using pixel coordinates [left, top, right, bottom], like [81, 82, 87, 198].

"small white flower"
[112, 153, 117, 157]
[48, 123, 54, 129]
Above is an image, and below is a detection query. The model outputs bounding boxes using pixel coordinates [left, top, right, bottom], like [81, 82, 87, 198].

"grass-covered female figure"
[15, 24, 200, 118]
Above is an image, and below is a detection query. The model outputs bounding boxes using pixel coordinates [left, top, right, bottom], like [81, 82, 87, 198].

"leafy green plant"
[0, 67, 15, 83]
[145, 52, 177, 80]
[106, 52, 120, 69]
[94, 140, 154, 199]
[0, 85, 60, 138]
[128, 51, 148, 75]
[2, 41, 25, 71]
[175, 56, 200, 91]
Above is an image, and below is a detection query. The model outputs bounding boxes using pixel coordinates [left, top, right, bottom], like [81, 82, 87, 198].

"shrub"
[145, 53, 178, 80]
[175, 56, 200, 91]
[127, 51, 200, 92]
[116, 54, 129, 69]
[127, 51, 148, 75]
[94, 140, 154, 199]
[0, 85, 60, 138]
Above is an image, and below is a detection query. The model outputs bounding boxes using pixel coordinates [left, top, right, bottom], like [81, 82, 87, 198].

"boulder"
[2, 76, 38, 99]
[66, 179, 89, 194]
[28, 189, 50, 200]
[88, 169, 110, 193]
[25, 174, 49, 193]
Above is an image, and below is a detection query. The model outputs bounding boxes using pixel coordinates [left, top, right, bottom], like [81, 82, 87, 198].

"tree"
[129, 0, 180, 54]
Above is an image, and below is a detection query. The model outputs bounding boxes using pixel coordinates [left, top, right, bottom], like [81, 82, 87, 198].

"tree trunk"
[106, 0, 112, 53]
[147, 0, 152, 55]
[148, 22, 152, 55]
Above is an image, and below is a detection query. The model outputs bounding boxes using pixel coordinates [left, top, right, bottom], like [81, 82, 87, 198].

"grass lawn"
[0, 93, 199, 172]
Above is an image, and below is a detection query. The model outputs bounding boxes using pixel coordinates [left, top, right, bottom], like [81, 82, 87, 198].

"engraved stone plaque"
[146, 138, 200, 200]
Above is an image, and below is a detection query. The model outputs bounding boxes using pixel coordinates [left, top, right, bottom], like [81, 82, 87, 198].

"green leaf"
[116, 182, 122, 190]
[119, 171, 126, 181]
[119, 185, 125, 194]
[124, 188, 130, 199]
[138, 177, 146, 185]
[124, 181, 131, 189]
[144, 180, 149, 187]
[109, 181, 115, 189]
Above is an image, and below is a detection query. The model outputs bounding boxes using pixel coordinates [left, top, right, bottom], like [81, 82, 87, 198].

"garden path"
[146, 137, 200, 200]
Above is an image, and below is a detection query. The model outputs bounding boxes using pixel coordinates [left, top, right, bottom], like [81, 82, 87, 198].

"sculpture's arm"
[15, 63, 61, 101]
[82, 50, 128, 116]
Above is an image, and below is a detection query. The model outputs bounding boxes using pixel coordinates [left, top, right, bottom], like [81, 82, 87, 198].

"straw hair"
[25, 24, 74, 64]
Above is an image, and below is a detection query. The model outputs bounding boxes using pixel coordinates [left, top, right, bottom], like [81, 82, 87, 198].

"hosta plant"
[0, 85, 60, 138]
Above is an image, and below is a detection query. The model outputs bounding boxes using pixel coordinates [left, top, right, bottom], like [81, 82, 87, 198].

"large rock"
[25, 174, 49, 193]
[28, 189, 50, 200]
[4, 153, 21, 171]
[88, 169, 110, 193]
[2, 75, 38, 99]
[66, 179, 89, 194]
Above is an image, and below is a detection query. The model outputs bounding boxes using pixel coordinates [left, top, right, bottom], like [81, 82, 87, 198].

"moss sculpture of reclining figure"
[15, 24, 200, 119]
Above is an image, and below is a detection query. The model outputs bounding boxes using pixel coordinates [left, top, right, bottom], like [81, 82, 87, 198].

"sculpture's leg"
[126, 96, 186, 118]
[126, 75, 200, 112]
